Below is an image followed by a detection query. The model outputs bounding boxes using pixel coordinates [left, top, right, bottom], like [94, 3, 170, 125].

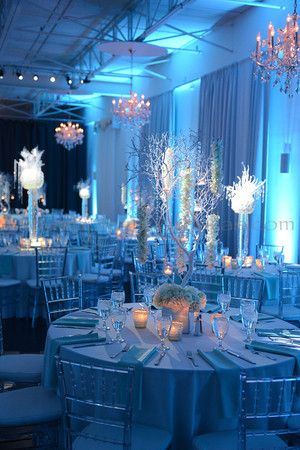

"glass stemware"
[217, 292, 231, 314]
[97, 298, 111, 331]
[240, 300, 258, 343]
[143, 285, 157, 312]
[110, 307, 127, 343]
[212, 316, 229, 350]
[111, 290, 125, 308]
[156, 314, 172, 352]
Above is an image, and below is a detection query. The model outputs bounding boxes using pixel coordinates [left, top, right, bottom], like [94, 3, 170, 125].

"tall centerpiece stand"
[18, 147, 44, 244]
[77, 180, 91, 220]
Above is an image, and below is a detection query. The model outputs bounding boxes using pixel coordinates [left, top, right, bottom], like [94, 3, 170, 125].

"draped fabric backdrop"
[0, 119, 87, 212]
[198, 60, 264, 256]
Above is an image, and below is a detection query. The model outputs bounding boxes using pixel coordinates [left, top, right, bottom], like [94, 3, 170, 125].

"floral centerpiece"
[153, 283, 206, 333]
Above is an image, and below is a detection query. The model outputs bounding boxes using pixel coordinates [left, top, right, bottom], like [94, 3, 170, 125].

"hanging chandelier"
[54, 122, 84, 150]
[112, 49, 151, 129]
[251, 0, 299, 95]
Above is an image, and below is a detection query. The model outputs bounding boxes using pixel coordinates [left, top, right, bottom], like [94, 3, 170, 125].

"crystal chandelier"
[251, 0, 299, 95]
[112, 49, 151, 128]
[55, 122, 84, 150]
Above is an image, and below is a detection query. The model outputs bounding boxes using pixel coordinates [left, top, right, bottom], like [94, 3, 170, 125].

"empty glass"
[97, 298, 111, 331]
[240, 300, 258, 343]
[110, 307, 127, 343]
[217, 292, 231, 313]
[111, 290, 125, 308]
[143, 285, 156, 310]
[212, 316, 229, 350]
[156, 313, 172, 352]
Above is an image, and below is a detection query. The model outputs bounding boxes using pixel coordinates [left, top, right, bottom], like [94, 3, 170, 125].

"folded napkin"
[256, 328, 300, 339]
[0, 254, 12, 277]
[43, 333, 105, 389]
[119, 345, 158, 410]
[253, 271, 278, 299]
[197, 349, 240, 418]
[203, 303, 221, 314]
[230, 313, 274, 322]
[54, 316, 99, 327]
[246, 340, 300, 374]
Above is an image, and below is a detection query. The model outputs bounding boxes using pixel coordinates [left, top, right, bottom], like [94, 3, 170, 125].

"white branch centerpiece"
[226, 165, 265, 258]
[76, 180, 91, 220]
[130, 132, 223, 286]
[18, 147, 44, 244]
[0, 173, 11, 213]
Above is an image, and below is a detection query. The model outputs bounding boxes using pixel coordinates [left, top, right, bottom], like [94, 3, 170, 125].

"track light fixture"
[80, 75, 91, 84]
[66, 75, 72, 86]
[33, 74, 39, 81]
[49, 75, 56, 83]
[0, 68, 4, 79]
[16, 70, 23, 80]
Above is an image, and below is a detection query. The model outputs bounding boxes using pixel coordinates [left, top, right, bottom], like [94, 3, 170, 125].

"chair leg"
[31, 290, 39, 328]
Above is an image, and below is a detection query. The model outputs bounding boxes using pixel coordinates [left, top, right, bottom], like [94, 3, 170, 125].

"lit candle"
[116, 228, 122, 238]
[256, 32, 261, 56]
[244, 256, 253, 268]
[223, 256, 232, 269]
[255, 258, 263, 270]
[164, 262, 173, 276]
[169, 321, 183, 341]
[132, 308, 149, 328]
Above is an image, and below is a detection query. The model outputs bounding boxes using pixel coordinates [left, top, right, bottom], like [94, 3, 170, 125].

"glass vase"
[237, 213, 249, 258]
[81, 197, 88, 219]
[28, 189, 38, 242]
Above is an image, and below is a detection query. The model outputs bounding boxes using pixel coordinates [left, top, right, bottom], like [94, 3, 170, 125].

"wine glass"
[143, 285, 156, 311]
[241, 309, 258, 343]
[217, 292, 231, 314]
[97, 298, 111, 331]
[240, 299, 257, 317]
[212, 316, 229, 350]
[156, 314, 172, 352]
[111, 290, 125, 308]
[110, 307, 127, 343]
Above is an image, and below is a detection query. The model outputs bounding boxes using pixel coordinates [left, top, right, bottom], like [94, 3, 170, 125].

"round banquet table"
[43, 306, 297, 449]
[0, 246, 91, 318]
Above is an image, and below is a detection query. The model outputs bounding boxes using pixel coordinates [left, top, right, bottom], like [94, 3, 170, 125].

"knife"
[154, 351, 166, 366]
[225, 349, 256, 364]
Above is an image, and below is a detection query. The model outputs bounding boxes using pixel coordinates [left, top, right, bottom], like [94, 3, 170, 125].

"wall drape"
[0, 119, 86, 212]
[198, 60, 264, 256]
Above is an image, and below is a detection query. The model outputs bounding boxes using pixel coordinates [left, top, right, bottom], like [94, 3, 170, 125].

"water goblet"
[110, 307, 127, 343]
[212, 316, 229, 350]
[240, 299, 257, 317]
[111, 290, 125, 308]
[97, 298, 111, 331]
[241, 309, 258, 343]
[143, 285, 157, 312]
[156, 314, 172, 352]
[217, 292, 231, 314]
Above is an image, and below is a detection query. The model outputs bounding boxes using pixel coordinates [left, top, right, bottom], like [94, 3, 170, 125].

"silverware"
[110, 342, 130, 358]
[186, 351, 199, 367]
[53, 325, 95, 330]
[225, 349, 256, 364]
[73, 342, 111, 349]
[248, 348, 277, 361]
[154, 351, 166, 366]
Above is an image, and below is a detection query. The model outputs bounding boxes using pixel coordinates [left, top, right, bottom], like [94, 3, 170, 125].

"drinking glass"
[111, 290, 125, 308]
[156, 314, 172, 352]
[97, 298, 111, 331]
[212, 316, 229, 350]
[217, 292, 231, 313]
[241, 309, 258, 343]
[110, 307, 127, 343]
[143, 285, 156, 311]
[240, 299, 257, 317]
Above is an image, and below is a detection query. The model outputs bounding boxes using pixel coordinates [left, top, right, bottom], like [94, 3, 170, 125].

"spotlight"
[33, 74, 39, 81]
[16, 71, 23, 80]
[49, 75, 56, 83]
[0, 68, 4, 79]
[81, 75, 91, 84]
[66, 75, 72, 85]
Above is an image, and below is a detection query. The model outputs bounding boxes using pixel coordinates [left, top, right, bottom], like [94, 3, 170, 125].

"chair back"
[190, 271, 224, 303]
[35, 247, 67, 285]
[42, 275, 83, 324]
[223, 275, 264, 310]
[240, 373, 300, 450]
[57, 358, 135, 450]
[129, 271, 166, 303]
[256, 244, 284, 262]
[278, 269, 300, 320]
[133, 256, 154, 274]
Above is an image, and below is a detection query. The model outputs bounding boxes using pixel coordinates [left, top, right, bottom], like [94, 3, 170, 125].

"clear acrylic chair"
[57, 358, 172, 450]
[190, 271, 224, 304]
[129, 271, 166, 303]
[278, 269, 300, 322]
[193, 373, 300, 450]
[256, 244, 284, 263]
[41, 275, 83, 324]
[29, 247, 67, 327]
[223, 275, 265, 310]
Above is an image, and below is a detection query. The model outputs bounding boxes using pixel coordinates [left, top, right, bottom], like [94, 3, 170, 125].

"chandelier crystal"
[251, 0, 299, 95]
[112, 48, 151, 128]
[55, 122, 84, 150]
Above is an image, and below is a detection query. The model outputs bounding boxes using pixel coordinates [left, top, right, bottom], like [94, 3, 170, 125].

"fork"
[110, 342, 130, 358]
[248, 347, 277, 361]
[186, 351, 199, 367]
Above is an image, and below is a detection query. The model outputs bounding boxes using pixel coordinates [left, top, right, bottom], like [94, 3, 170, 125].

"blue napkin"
[54, 316, 99, 327]
[256, 329, 300, 339]
[119, 345, 158, 409]
[246, 341, 300, 374]
[43, 333, 105, 389]
[197, 349, 240, 418]
[253, 271, 278, 299]
[230, 313, 274, 322]
[203, 303, 221, 314]
[0, 254, 13, 277]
